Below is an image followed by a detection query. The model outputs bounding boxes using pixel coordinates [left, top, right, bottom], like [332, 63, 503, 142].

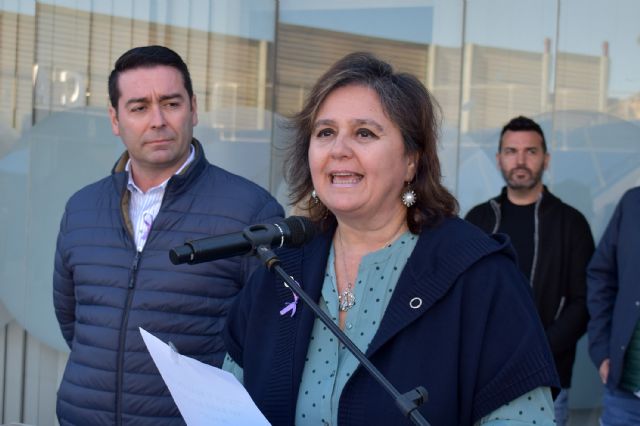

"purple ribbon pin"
[279, 283, 299, 317]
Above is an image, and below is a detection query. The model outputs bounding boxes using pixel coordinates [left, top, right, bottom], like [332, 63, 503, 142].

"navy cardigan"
[224, 217, 559, 425]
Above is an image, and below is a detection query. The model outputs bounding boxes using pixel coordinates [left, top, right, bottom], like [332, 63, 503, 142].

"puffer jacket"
[53, 139, 284, 425]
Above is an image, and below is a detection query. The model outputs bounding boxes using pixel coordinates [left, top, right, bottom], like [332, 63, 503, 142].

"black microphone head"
[283, 216, 316, 246]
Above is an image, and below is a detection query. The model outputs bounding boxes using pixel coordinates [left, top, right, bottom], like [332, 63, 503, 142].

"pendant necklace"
[337, 229, 357, 312]
[336, 223, 406, 312]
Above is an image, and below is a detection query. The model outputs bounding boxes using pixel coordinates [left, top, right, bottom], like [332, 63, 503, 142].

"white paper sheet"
[140, 327, 270, 426]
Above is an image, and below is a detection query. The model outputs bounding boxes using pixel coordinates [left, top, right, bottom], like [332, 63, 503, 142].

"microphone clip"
[242, 224, 282, 269]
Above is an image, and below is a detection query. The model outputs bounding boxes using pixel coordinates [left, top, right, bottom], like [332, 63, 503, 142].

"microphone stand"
[252, 244, 431, 426]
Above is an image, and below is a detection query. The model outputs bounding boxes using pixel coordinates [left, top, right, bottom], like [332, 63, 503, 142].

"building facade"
[1, 0, 639, 424]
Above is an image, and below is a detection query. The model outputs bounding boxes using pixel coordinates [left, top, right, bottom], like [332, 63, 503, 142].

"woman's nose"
[330, 132, 352, 158]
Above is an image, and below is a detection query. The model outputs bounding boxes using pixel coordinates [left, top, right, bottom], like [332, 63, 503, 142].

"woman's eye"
[316, 128, 334, 138]
[357, 128, 376, 138]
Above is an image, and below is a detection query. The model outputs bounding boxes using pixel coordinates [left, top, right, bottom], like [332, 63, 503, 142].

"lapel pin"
[409, 297, 423, 309]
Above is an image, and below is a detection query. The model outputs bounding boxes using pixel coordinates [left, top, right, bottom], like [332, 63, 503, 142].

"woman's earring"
[401, 183, 417, 207]
[311, 189, 320, 205]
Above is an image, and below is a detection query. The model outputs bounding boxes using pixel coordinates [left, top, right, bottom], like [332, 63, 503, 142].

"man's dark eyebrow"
[124, 97, 148, 107]
[158, 93, 185, 103]
[124, 93, 184, 107]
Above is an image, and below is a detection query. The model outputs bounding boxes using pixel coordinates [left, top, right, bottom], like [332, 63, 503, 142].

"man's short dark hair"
[499, 115, 547, 153]
[108, 45, 193, 110]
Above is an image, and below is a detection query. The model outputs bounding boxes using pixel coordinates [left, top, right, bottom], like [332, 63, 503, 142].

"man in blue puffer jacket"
[53, 45, 284, 425]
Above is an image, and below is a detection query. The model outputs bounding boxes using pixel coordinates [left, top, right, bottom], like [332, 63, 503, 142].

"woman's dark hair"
[285, 51, 458, 233]
[108, 45, 193, 110]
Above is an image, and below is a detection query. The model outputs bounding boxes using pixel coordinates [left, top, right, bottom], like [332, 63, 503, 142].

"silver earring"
[401, 184, 416, 207]
[311, 189, 319, 204]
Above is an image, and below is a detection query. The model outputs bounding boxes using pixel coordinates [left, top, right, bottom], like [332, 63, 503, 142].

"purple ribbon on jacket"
[279, 285, 299, 317]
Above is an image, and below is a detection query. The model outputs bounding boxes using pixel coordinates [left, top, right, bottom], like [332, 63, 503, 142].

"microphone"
[169, 216, 316, 265]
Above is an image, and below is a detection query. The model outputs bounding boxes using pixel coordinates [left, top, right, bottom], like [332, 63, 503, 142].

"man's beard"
[501, 166, 544, 190]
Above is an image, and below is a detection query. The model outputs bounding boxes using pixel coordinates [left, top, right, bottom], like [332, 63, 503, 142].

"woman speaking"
[223, 52, 558, 425]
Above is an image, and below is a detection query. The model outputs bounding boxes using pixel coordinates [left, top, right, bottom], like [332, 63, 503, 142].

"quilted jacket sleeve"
[53, 209, 75, 348]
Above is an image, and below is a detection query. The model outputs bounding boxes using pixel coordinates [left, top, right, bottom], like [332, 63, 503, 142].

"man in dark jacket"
[53, 45, 284, 425]
[465, 115, 594, 426]
[588, 187, 640, 424]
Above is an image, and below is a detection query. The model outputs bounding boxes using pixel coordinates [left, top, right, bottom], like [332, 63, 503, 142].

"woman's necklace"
[336, 223, 406, 312]
[337, 230, 357, 312]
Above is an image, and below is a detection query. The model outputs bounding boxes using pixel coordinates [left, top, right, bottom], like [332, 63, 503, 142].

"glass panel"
[0, 0, 277, 354]
[457, 1, 640, 422]
[457, 0, 558, 213]
[2, 1, 638, 423]
[553, 0, 640, 421]
[272, 0, 463, 210]
[555, 0, 640, 240]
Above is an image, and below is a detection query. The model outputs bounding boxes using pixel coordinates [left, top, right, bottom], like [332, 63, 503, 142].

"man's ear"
[543, 152, 550, 170]
[191, 94, 198, 127]
[108, 105, 120, 136]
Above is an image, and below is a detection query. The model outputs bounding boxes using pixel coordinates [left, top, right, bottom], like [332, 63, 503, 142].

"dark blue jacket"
[225, 217, 559, 425]
[53, 139, 284, 425]
[588, 186, 640, 390]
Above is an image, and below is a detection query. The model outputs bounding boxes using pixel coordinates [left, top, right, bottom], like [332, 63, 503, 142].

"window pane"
[273, 0, 463, 208]
[0, 0, 276, 353]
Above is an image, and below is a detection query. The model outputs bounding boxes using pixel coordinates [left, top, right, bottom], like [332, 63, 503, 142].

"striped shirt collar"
[126, 144, 195, 194]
